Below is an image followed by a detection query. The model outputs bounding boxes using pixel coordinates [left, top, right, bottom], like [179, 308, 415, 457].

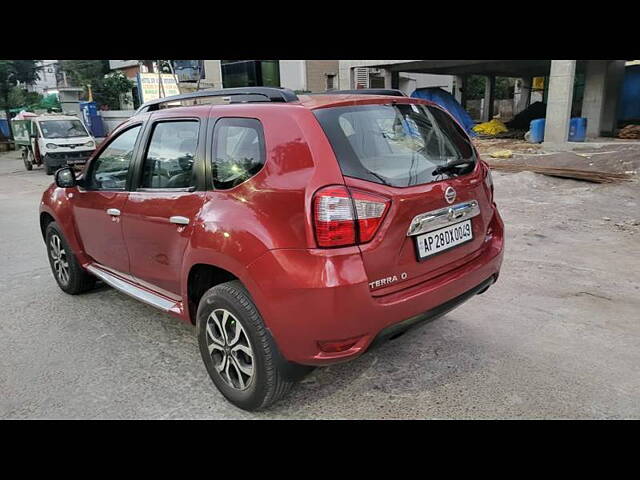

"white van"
[13, 114, 96, 174]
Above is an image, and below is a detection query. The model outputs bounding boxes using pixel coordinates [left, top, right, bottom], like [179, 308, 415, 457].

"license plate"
[415, 219, 473, 260]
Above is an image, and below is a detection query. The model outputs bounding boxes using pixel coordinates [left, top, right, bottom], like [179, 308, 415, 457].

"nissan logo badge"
[444, 186, 456, 204]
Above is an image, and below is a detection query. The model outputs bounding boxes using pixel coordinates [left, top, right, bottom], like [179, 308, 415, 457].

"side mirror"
[55, 167, 77, 188]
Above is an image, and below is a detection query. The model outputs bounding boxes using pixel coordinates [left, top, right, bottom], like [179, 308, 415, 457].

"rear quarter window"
[212, 118, 266, 190]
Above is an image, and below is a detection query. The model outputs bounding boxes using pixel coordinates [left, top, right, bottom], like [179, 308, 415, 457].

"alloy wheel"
[49, 234, 70, 285]
[205, 308, 255, 390]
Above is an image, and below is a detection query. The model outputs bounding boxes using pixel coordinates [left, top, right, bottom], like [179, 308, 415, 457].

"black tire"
[45, 221, 96, 294]
[45, 164, 56, 175]
[22, 149, 33, 171]
[196, 280, 312, 411]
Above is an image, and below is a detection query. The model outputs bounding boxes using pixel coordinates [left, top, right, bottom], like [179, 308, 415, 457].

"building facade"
[338, 60, 454, 95]
[27, 60, 60, 95]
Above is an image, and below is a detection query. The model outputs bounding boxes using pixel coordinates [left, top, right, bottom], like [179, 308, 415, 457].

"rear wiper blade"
[432, 160, 474, 176]
[363, 168, 392, 185]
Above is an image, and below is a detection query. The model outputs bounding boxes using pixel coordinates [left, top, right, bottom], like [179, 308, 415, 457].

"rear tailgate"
[345, 164, 493, 296]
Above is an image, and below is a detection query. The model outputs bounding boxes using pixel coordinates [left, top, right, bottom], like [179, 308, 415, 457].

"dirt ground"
[1, 148, 639, 419]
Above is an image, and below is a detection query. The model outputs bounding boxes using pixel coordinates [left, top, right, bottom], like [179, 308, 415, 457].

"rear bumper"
[247, 209, 504, 366]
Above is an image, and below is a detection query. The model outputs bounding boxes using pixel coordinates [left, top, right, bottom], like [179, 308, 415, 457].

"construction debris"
[618, 124, 640, 139]
[489, 150, 513, 159]
[488, 164, 633, 183]
[473, 119, 508, 136]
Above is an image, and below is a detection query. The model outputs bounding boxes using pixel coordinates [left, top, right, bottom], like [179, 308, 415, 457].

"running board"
[86, 264, 181, 314]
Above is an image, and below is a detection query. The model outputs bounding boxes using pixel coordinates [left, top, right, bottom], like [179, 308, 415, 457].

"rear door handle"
[170, 216, 190, 225]
[107, 208, 121, 216]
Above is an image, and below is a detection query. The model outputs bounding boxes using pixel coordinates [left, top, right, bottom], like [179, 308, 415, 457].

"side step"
[86, 264, 182, 314]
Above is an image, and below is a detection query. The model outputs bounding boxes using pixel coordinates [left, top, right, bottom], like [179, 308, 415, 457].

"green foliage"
[465, 75, 515, 100]
[7, 86, 43, 109]
[58, 60, 110, 93]
[93, 71, 134, 110]
[0, 60, 41, 109]
[59, 61, 133, 109]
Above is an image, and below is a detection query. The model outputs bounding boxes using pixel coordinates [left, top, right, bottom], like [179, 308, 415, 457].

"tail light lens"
[313, 186, 390, 247]
[484, 163, 494, 203]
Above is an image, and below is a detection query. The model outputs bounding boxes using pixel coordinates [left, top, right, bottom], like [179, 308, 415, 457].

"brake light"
[484, 163, 494, 203]
[313, 186, 390, 247]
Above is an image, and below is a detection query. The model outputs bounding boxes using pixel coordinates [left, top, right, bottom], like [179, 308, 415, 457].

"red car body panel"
[40, 94, 504, 366]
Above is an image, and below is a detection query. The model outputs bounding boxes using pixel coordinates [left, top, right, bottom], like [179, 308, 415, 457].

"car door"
[72, 123, 143, 274]
[121, 116, 206, 297]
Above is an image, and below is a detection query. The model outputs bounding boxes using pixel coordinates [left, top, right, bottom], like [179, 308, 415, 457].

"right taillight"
[313, 185, 390, 248]
[484, 163, 494, 203]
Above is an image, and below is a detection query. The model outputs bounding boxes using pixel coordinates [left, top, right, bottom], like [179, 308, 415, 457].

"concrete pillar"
[543, 60, 576, 147]
[58, 87, 84, 118]
[581, 60, 608, 138]
[454, 75, 467, 108]
[481, 75, 495, 122]
[516, 77, 532, 114]
[391, 71, 400, 90]
[600, 60, 626, 137]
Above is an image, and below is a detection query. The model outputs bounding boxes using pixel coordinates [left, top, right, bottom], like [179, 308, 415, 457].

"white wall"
[279, 60, 307, 91]
[203, 60, 223, 89]
[339, 60, 454, 94]
[399, 72, 454, 95]
[99, 110, 136, 135]
[29, 60, 59, 95]
[109, 60, 139, 70]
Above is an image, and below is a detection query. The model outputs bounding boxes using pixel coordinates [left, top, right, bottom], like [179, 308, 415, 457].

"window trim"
[81, 122, 144, 192]
[209, 116, 266, 191]
[132, 117, 203, 192]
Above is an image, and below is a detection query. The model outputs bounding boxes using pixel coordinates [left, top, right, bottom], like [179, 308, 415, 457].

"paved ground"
[1, 149, 639, 419]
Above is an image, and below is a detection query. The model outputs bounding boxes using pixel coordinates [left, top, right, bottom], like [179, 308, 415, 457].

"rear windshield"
[314, 103, 476, 187]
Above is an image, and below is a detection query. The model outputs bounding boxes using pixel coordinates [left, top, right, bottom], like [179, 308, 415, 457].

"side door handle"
[107, 208, 121, 216]
[169, 216, 190, 225]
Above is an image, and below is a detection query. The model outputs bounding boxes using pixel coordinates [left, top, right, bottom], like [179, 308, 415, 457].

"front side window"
[140, 121, 199, 189]
[39, 120, 89, 139]
[314, 103, 476, 188]
[88, 125, 141, 190]
[212, 118, 265, 190]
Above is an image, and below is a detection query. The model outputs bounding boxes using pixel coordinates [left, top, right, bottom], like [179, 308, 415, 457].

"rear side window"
[140, 121, 199, 189]
[212, 118, 265, 190]
[314, 103, 476, 188]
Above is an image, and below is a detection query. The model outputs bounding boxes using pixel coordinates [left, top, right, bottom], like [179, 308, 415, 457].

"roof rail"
[135, 87, 299, 114]
[325, 88, 407, 97]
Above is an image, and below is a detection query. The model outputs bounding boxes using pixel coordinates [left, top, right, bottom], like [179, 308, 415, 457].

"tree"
[465, 75, 515, 100]
[93, 71, 134, 109]
[0, 60, 41, 139]
[58, 60, 110, 95]
[7, 86, 43, 110]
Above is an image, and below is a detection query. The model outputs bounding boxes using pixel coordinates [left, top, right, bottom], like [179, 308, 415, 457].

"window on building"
[221, 60, 280, 88]
[326, 74, 336, 90]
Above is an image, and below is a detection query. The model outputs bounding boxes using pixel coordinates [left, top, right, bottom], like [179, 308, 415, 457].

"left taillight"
[313, 185, 390, 248]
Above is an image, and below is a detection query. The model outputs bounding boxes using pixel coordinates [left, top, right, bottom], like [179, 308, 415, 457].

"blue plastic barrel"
[529, 118, 546, 143]
[569, 117, 587, 142]
[529, 117, 588, 143]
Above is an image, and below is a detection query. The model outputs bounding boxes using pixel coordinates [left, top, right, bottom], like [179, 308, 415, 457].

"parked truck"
[12, 114, 96, 174]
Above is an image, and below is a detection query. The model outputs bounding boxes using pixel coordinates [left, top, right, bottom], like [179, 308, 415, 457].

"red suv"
[40, 87, 504, 410]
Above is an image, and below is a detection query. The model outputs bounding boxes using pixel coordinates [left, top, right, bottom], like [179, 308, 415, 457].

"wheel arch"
[186, 263, 239, 324]
[40, 211, 55, 241]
